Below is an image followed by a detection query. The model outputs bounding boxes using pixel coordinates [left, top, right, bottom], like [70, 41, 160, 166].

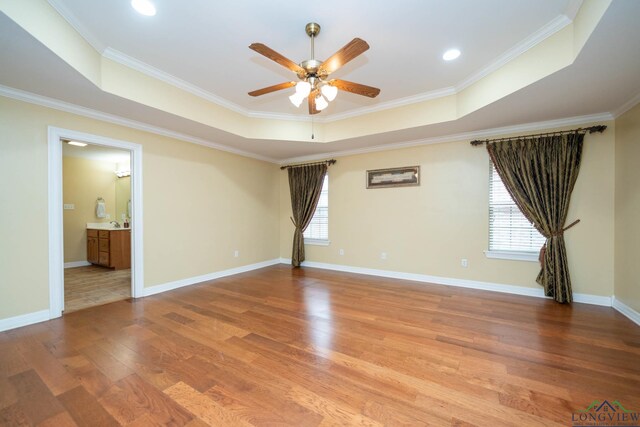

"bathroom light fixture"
[443, 48, 461, 61]
[131, 0, 156, 16]
[67, 141, 87, 147]
[115, 170, 131, 178]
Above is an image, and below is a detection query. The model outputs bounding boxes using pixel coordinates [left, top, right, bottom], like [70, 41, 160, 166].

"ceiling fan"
[248, 22, 380, 115]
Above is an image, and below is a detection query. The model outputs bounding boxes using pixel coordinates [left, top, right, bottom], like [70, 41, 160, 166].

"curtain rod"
[469, 125, 607, 146]
[280, 159, 336, 170]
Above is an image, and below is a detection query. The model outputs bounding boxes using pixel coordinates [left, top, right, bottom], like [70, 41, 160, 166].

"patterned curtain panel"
[287, 164, 328, 267]
[486, 133, 584, 303]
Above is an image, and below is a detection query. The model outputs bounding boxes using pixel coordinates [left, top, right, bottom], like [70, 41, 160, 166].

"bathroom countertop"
[86, 222, 130, 231]
[87, 227, 130, 231]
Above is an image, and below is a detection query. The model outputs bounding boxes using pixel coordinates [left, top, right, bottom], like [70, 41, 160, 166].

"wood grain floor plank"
[0, 265, 638, 426]
[99, 374, 193, 426]
[79, 343, 135, 382]
[164, 381, 253, 427]
[8, 370, 65, 425]
[38, 411, 79, 427]
[58, 385, 120, 427]
[15, 338, 80, 396]
[0, 403, 31, 427]
[0, 376, 18, 411]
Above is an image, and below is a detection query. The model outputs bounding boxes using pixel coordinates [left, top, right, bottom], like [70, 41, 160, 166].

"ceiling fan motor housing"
[305, 22, 321, 38]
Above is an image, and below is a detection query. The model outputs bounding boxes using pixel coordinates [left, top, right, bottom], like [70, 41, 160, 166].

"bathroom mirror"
[115, 161, 131, 223]
[115, 176, 131, 222]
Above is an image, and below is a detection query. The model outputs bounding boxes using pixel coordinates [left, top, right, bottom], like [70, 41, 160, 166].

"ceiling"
[62, 142, 131, 164]
[1, 0, 640, 162]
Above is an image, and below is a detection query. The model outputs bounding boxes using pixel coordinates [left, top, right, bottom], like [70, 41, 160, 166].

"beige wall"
[63, 156, 117, 263]
[0, 96, 280, 320]
[280, 123, 616, 297]
[615, 103, 640, 312]
[0, 91, 629, 323]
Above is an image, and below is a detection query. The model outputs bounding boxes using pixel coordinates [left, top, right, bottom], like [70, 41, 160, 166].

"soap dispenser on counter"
[124, 218, 129, 228]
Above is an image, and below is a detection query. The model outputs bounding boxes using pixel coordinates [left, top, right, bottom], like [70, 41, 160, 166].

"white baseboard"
[0, 309, 50, 333]
[142, 258, 282, 297]
[64, 260, 91, 269]
[279, 258, 612, 307]
[612, 296, 640, 326]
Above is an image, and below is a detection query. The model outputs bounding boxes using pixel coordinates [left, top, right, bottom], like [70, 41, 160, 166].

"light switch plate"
[63, 204, 75, 210]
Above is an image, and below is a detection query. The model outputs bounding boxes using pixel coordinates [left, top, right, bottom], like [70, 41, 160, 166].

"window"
[304, 175, 329, 244]
[488, 162, 545, 260]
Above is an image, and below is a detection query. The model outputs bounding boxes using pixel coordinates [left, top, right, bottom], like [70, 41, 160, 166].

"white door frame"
[48, 126, 144, 319]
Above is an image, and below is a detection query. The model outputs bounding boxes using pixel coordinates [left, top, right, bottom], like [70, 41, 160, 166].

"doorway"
[48, 127, 143, 318]
[62, 142, 132, 312]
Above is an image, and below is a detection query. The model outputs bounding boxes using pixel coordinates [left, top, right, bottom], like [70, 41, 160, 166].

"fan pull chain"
[311, 116, 315, 140]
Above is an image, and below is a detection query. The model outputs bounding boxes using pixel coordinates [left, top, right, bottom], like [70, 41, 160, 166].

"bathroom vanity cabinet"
[87, 228, 131, 269]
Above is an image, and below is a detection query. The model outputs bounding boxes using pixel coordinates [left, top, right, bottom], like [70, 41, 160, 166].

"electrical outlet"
[339, 249, 344, 256]
[234, 250, 239, 258]
[381, 252, 387, 260]
[461, 258, 468, 268]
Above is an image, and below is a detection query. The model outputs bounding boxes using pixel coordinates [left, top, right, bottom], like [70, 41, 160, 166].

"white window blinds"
[304, 175, 328, 241]
[489, 162, 545, 252]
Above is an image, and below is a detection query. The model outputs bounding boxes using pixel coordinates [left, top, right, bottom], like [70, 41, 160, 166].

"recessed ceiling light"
[67, 141, 87, 147]
[443, 49, 461, 61]
[131, 0, 156, 16]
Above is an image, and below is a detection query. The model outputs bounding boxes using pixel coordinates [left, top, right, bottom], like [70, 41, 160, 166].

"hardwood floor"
[1, 265, 639, 426]
[64, 265, 130, 313]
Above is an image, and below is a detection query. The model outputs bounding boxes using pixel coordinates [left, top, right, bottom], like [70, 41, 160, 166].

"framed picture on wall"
[366, 166, 420, 189]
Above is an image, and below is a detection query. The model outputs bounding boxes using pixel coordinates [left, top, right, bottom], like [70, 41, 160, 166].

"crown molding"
[321, 87, 457, 123]
[102, 48, 248, 116]
[46, 0, 105, 53]
[611, 91, 640, 118]
[325, 13, 571, 123]
[103, 48, 314, 123]
[1, 84, 618, 166]
[0, 85, 278, 164]
[455, 14, 572, 92]
[45, 1, 579, 124]
[278, 112, 614, 164]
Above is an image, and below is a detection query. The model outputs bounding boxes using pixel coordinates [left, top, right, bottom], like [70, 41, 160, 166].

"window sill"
[484, 250, 539, 262]
[304, 239, 330, 246]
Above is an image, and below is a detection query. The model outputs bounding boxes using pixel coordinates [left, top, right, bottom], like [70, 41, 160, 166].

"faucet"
[110, 221, 121, 228]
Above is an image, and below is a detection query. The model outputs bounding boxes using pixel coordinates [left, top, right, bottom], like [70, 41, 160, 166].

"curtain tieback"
[539, 219, 580, 266]
[550, 219, 581, 237]
[290, 217, 299, 229]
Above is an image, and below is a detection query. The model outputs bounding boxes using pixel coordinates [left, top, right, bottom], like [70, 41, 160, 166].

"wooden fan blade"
[308, 89, 320, 115]
[330, 79, 380, 98]
[249, 43, 305, 75]
[248, 81, 296, 97]
[318, 38, 369, 76]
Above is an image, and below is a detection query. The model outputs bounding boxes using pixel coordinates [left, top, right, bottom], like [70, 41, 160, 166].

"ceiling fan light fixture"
[131, 0, 156, 16]
[289, 92, 304, 107]
[248, 22, 379, 115]
[321, 84, 338, 102]
[295, 81, 311, 97]
[316, 95, 329, 111]
[443, 48, 461, 61]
